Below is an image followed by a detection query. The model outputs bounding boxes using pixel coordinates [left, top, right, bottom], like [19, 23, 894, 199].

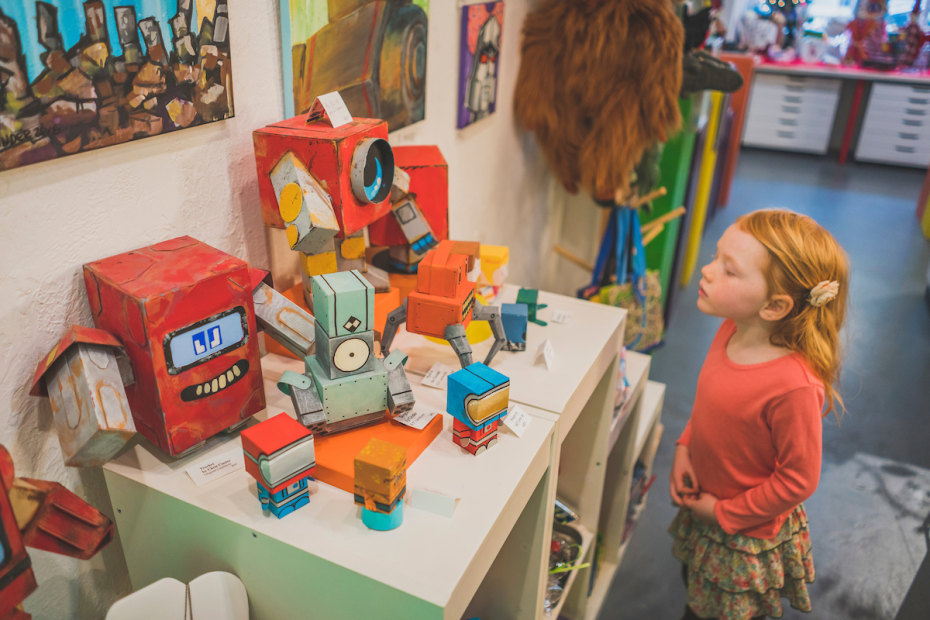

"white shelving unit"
[102, 286, 665, 619]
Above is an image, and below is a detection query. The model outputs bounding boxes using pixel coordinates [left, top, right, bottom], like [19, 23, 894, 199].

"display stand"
[104, 357, 556, 619]
[103, 286, 665, 619]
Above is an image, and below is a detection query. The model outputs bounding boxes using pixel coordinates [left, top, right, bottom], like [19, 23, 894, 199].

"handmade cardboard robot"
[0, 444, 112, 619]
[447, 363, 510, 455]
[32, 237, 317, 464]
[241, 413, 316, 518]
[252, 94, 439, 300]
[354, 438, 407, 530]
[277, 270, 415, 435]
[381, 240, 506, 368]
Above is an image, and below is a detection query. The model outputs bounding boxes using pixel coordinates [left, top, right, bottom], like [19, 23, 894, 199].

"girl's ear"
[760, 294, 794, 322]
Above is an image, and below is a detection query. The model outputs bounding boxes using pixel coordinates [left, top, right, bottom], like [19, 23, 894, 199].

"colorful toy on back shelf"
[381, 240, 506, 368]
[845, 0, 891, 66]
[368, 145, 449, 274]
[0, 444, 112, 619]
[241, 413, 316, 518]
[901, 1, 930, 66]
[354, 438, 407, 530]
[447, 362, 510, 455]
[31, 236, 318, 464]
[277, 270, 415, 434]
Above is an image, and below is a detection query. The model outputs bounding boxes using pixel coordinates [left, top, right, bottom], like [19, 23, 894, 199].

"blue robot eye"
[351, 138, 394, 204]
[364, 159, 383, 202]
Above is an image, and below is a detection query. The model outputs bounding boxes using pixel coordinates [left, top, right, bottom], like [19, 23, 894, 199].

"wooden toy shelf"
[102, 286, 664, 619]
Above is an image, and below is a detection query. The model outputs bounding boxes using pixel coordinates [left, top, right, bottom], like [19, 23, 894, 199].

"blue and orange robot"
[447, 363, 510, 455]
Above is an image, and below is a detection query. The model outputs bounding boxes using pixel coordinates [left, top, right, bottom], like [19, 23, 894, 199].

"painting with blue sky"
[0, 0, 234, 172]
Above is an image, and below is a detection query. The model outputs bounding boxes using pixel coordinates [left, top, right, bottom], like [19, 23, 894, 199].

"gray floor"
[597, 149, 930, 620]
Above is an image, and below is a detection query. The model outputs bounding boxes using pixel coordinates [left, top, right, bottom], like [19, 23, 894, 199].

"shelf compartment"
[546, 521, 596, 619]
[608, 350, 651, 453]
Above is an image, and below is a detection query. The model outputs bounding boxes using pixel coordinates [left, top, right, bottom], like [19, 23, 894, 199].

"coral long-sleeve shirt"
[678, 319, 824, 539]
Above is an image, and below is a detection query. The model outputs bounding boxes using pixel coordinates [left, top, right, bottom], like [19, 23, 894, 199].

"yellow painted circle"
[278, 183, 303, 223]
[285, 224, 299, 248]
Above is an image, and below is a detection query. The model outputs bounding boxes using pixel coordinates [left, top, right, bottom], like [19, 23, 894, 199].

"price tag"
[421, 362, 456, 388]
[307, 92, 353, 128]
[550, 309, 572, 324]
[536, 339, 555, 370]
[394, 403, 438, 430]
[503, 404, 531, 437]
[186, 447, 244, 487]
[409, 488, 457, 518]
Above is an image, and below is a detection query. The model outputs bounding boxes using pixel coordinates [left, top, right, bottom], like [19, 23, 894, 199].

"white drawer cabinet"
[857, 82, 930, 167]
[742, 73, 841, 154]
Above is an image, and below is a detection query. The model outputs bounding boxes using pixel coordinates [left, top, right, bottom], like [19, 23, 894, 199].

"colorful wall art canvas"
[0, 1, 234, 173]
[457, 1, 502, 129]
[280, 0, 428, 131]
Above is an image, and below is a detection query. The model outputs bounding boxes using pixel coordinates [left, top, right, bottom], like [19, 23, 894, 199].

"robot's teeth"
[180, 360, 251, 402]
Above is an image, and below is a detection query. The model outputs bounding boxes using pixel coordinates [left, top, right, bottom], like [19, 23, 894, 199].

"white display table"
[103, 287, 664, 619]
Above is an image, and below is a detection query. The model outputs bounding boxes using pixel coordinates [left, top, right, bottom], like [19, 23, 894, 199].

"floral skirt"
[669, 505, 815, 619]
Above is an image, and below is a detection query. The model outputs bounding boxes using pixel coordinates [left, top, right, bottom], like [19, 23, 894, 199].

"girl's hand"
[681, 492, 719, 525]
[670, 444, 700, 505]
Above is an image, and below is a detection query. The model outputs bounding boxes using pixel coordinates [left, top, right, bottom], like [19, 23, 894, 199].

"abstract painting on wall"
[0, 0, 234, 173]
[457, 1, 502, 129]
[280, 0, 428, 131]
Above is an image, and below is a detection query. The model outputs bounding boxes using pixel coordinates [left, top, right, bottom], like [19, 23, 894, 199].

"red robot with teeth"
[81, 236, 266, 457]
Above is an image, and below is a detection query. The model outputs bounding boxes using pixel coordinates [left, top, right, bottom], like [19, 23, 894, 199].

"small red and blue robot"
[447, 362, 510, 455]
[241, 413, 316, 518]
[381, 240, 506, 368]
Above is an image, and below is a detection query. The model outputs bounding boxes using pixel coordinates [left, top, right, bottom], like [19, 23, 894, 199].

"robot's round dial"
[333, 338, 371, 372]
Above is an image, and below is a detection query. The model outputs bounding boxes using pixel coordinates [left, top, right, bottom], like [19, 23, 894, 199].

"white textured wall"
[0, 1, 553, 617]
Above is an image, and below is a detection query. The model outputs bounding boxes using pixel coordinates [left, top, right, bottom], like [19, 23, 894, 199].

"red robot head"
[82, 237, 265, 456]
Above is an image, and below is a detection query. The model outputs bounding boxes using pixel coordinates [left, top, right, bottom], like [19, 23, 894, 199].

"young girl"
[669, 209, 848, 620]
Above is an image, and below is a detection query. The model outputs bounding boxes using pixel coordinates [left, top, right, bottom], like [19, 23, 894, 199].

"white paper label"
[551, 309, 572, 324]
[394, 404, 438, 430]
[186, 447, 244, 487]
[409, 488, 457, 518]
[421, 362, 456, 389]
[503, 404, 531, 437]
[309, 92, 353, 128]
[536, 339, 555, 370]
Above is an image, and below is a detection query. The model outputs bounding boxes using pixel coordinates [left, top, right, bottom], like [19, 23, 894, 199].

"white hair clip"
[808, 280, 839, 308]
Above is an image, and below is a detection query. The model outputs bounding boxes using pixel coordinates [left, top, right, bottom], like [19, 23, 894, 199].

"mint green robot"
[277, 270, 414, 434]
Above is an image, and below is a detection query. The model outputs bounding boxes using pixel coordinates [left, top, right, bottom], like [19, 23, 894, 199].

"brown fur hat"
[514, 0, 683, 201]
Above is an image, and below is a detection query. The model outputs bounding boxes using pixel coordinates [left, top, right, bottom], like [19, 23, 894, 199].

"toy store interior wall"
[0, 1, 556, 616]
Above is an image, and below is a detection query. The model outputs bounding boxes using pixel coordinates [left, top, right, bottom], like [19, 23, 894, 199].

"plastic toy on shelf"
[381, 240, 506, 368]
[241, 413, 316, 518]
[447, 362, 510, 455]
[354, 437, 407, 530]
[31, 236, 317, 464]
[277, 270, 415, 435]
